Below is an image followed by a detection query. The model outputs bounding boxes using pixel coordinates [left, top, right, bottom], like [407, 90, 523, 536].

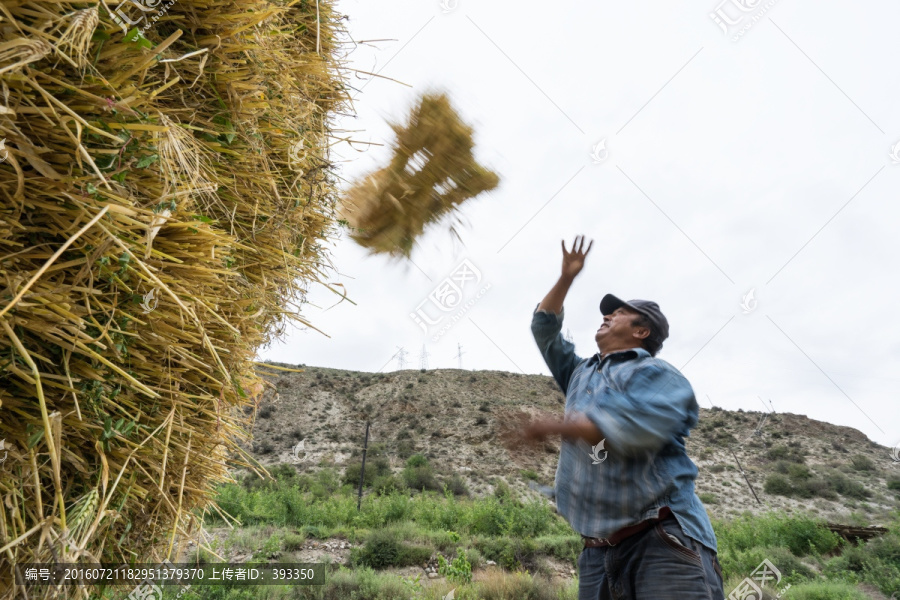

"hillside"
[243, 363, 900, 525]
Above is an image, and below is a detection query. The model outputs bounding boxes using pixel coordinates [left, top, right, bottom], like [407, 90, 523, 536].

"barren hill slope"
[244, 363, 900, 525]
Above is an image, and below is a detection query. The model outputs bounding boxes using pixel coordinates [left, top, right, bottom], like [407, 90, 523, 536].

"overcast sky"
[258, 0, 900, 450]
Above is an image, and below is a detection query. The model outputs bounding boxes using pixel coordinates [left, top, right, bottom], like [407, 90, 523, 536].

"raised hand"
[561, 235, 593, 280]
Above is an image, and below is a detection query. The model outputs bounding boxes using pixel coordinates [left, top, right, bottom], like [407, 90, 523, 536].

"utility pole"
[357, 421, 370, 512]
[728, 445, 761, 505]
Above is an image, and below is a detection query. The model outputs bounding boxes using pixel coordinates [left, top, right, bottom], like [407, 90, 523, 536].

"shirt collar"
[588, 346, 651, 368]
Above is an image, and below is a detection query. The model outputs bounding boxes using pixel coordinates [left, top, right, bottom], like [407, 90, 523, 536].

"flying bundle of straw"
[0, 0, 349, 596]
[340, 92, 499, 258]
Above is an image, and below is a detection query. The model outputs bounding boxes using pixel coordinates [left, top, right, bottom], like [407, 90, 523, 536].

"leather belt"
[582, 507, 673, 548]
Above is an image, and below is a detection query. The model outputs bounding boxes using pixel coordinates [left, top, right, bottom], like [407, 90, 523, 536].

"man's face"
[594, 307, 649, 351]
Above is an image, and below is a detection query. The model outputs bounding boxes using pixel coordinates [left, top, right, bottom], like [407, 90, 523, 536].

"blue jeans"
[577, 516, 725, 600]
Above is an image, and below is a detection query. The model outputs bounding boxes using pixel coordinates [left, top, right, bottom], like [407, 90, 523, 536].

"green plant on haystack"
[64, 487, 100, 548]
[339, 92, 500, 258]
[99, 416, 137, 452]
[438, 548, 473, 584]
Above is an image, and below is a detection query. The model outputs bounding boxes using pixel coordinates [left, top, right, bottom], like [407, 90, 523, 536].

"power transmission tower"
[564, 328, 574, 343]
[453, 343, 466, 369]
[395, 346, 408, 370]
[419, 345, 429, 370]
[753, 396, 774, 437]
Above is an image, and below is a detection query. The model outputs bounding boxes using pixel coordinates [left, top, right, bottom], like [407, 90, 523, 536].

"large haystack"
[340, 92, 499, 258]
[0, 0, 349, 597]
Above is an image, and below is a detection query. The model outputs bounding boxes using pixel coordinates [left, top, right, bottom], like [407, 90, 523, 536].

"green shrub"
[438, 549, 472, 583]
[254, 440, 274, 454]
[520, 469, 539, 481]
[783, 581, 869, 599]
[850, 455, 875, 472]
[698, 492, 718, 504]
[343, 457, 391, 487]
[268, 463, 297, 481]
[446, 474, 470, 497]
[802, 478, 838, 500]
[302, 525, 327, 539]
[767, 445, 805, 463]
[353, 529, 433, 569]
[474, 536, 539, 571]
[406, 454, 428, 468]
[373, 474, 405, 495]
[493, 480, 513, 501]
[353, 529, 400, 569]
[535, 535, 581, 564]
[715, 513, 841, 559]
[787, 464, 812, 480]
[765, 473, 794, 497]
[887, 478, 900, 492]
[830, 473, 871, 499]
[282, 532, 306, 551]
[403, 465, 440, 492]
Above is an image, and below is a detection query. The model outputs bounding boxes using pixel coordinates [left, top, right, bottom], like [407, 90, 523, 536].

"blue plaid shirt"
[531, 304, 718, 552]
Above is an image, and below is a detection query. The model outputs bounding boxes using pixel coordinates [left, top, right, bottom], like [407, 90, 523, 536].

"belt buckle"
[585, 536, 616, 547]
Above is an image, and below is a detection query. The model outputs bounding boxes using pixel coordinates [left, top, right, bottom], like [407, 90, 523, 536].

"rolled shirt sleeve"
[531, 303, 582, 395]
[583, 361, 697, 457]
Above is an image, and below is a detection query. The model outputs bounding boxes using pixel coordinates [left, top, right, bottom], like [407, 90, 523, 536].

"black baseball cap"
[599, 294, 669, 343]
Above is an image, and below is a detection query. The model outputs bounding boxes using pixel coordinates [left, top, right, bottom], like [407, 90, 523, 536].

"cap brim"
[600, 294, 631, 316]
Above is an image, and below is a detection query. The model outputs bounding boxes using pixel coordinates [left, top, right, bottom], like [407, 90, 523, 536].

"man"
[523, 235, 724, 600]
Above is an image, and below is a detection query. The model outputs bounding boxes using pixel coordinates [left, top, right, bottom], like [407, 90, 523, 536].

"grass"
[92, 472, 900, 600]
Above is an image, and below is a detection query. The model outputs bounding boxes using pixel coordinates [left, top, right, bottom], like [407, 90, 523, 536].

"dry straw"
[340, 92, 500, 258]
[0, 0, 351, 597]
